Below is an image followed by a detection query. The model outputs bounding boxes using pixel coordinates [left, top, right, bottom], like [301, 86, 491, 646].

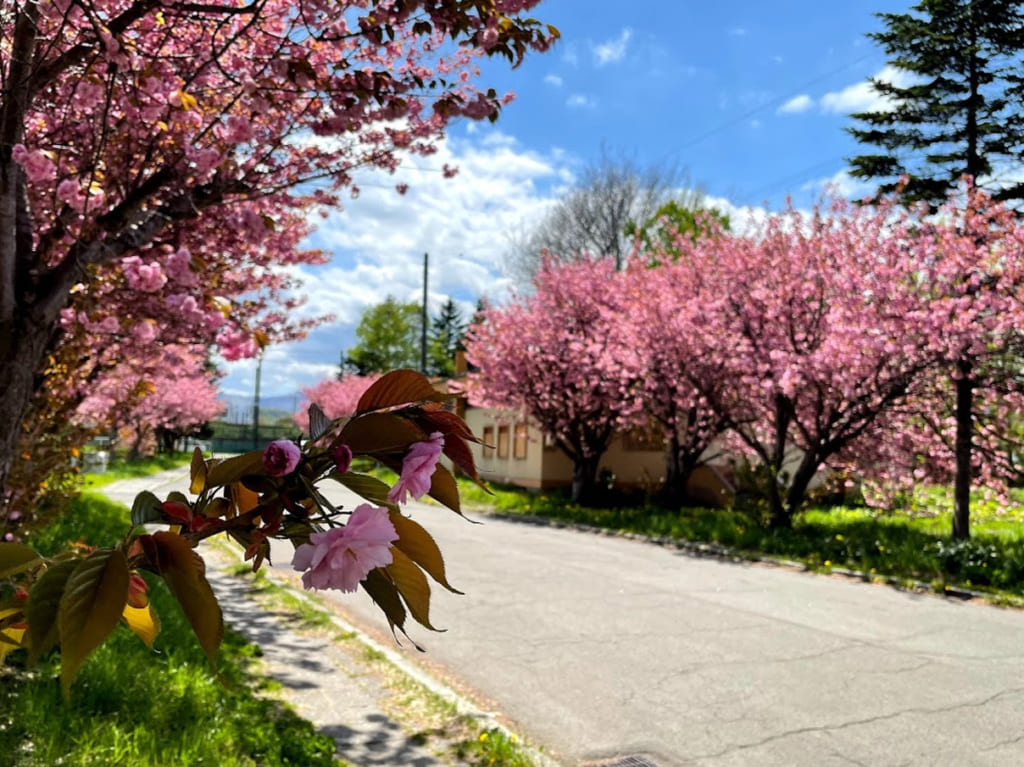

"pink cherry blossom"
[331, 444, 353, 474]
[388, 432, 444, 503]
[263, 439, 301, 477]
[291, 504, 399, 592]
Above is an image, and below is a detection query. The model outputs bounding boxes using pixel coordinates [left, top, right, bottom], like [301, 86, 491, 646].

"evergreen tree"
[427, 298, 468, 377]
[344, 297, 421, 374]
[847, 0, 1024, 208]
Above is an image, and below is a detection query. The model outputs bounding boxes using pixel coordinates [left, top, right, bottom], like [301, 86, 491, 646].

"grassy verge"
[77, 452, 192, 489]
[458, 480, 1024, 602]
[2, 492, 342, 767]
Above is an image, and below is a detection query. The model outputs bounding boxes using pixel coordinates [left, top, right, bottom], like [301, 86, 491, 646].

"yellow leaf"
[0, 609, 26, 665]
[122, 602, 160, 648]
[189, 447, 206, 495]
[59, 549, 130, 695]
[177, 89, 198, 111]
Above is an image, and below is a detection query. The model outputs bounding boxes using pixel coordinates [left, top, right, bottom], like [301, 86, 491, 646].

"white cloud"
[820, 65, 919, 115]
[800, 168, 875, 200]
[218, 131, 570, 398]
[566, 93, 594, 109]
[592, 28, 632, 66]
[777, 94, 813, 115]
[544, 74, 563, 87]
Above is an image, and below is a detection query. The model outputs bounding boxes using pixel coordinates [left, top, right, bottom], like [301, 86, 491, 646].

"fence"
[210, 421, 299, 455]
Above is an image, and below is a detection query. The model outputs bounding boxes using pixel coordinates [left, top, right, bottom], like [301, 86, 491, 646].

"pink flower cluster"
[291, 504, 399, 592]
[388, 432, 444, 504]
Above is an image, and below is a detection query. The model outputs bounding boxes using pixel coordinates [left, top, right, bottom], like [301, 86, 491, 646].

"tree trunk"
[663, 433, 685, 507]
[953, 362, 973, 540]
[766, 480, 790, 529]
[570, 455, 600, 505]
[784, 451, 821, 521]
[0, 318, 53, 512]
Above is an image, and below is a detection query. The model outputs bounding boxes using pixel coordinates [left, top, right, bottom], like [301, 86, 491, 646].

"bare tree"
[506, 150, 693, 283]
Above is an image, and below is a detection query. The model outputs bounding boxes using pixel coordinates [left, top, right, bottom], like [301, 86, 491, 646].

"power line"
[675, 51, 877, 154]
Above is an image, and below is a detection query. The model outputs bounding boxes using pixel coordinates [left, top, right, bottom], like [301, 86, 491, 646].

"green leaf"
[150, 532, 222, 666]
[390, 512, 461, 594]
[385, 549, 438, 631]
[206, 450, 265, 487]
[189, 447, 207, 495]
[130, 491, 164, 526]
[58, 549, 130, 695]
[328, 472, 394, 507]
[0, 542, 42, 579]
[339, 413, 425, 455]
[356, 369, 448, 414]
[25, 559, 78, 665]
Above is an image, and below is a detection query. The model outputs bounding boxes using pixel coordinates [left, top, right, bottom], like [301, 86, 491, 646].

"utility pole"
[252, 352, 263, 449]
[421, 251, 428, 375]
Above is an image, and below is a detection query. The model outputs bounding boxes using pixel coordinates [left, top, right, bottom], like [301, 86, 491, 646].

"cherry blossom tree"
[672, 197, 941, 527]
[467, 256, 640, 503]
[619, 258, 729, 506]
[0, 0, 557, 514]
[76, 346, 223, 457]
[294, 374, 380, 433]
[843, 188, 1024, 536]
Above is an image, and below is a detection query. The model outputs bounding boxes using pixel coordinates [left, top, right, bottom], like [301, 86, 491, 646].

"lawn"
[3, 483, 342, 767]
[456, 479, 1024, 601]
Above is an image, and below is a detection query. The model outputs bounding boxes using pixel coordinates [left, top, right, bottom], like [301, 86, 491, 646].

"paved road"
[107, 471, 1024, 766]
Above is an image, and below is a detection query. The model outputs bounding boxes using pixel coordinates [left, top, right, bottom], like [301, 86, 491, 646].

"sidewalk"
[99, 470, 523, 767]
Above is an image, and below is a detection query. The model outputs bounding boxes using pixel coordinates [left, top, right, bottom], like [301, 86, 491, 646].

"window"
[482, 426, 495, 459]
[497, 425, 510, 459]
[513, 423, 528, 459]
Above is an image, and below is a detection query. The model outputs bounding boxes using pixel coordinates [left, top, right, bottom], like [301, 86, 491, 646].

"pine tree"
[847, 0, 1024, 208]
[426, 298, 468, 377]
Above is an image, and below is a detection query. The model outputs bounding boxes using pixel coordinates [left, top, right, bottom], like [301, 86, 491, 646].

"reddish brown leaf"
[427, 464, 462, 515]
[339, 412, 425, 455]
[356, 369, 449, 414]
[150, 532, 222, 666]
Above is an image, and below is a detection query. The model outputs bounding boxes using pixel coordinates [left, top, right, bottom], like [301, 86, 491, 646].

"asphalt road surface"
[111, 471, 1024, 766]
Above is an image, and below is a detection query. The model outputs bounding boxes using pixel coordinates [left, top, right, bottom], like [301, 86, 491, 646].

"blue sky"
[221, 1, 910, 404]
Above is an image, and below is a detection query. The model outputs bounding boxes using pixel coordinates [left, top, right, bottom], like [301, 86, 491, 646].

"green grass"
[458, 479, 1024, 601]
[2, 493, 342, 767]
[77, 452, 192, 490]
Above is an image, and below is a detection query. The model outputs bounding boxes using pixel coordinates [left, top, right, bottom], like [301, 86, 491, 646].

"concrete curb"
[477, 508, 998, 605]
